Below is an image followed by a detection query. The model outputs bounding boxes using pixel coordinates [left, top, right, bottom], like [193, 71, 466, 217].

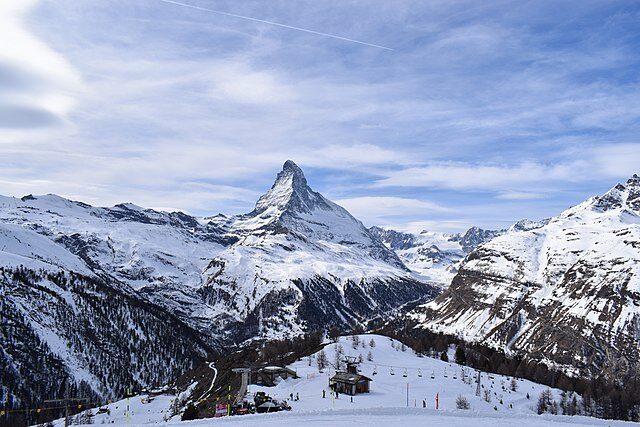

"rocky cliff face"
[411, 174, 640, 380]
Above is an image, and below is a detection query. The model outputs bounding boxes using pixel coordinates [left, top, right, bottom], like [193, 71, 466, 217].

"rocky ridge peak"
[591, 173, 640, 213]
[252, 160, 330, 217]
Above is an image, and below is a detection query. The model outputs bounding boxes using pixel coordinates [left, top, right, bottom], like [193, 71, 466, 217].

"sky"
[1, 0, 639, 233]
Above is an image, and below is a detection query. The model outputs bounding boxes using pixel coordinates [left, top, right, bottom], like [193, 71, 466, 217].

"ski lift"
[443, 369, 448, 378]
[372, 366, 378, 376]
[418, 368, 422, 378]
[453, 373, 457, 380]
[390, 367, 395, 376]
[430, 371, 435, 379]
[402, 368, 408, 378]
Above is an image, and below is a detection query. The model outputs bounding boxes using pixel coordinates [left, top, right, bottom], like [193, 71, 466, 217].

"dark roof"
[259, 366, 297, 376]
[330, 372, 372, 385]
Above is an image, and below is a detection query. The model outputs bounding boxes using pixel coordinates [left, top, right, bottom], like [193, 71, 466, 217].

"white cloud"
[211, 63, 296, 105]
[300, 144, 411, 169]
[374, 161, 589, 191]
[496, 191, 546, 200]
[335, 196, 450, 226]
[590, 143, 640, 179]
[0, 0, 80, 130]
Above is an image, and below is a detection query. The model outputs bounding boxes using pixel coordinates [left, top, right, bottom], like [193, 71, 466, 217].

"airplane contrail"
[156, 0, 394, 51]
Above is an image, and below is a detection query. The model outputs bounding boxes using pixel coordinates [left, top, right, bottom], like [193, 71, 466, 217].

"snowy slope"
[0, 194, 230, 333]
[369, 226, 504, 286]
[411, 174, 640, 379]
[61, 335, 623, 427]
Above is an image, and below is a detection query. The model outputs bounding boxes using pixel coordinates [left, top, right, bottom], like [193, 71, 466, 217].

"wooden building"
[329, 363, 372, 395]
[253, 366, 298, 386]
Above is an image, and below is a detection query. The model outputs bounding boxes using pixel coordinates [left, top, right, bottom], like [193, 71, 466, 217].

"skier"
[296, 392, 299, 401]
[290, 393, 293, 401]
[422, 399, 426, 408]
[322, 389, 326, 398]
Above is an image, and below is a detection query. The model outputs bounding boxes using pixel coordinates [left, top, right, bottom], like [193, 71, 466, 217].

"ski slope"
[57, 335, 630, 426]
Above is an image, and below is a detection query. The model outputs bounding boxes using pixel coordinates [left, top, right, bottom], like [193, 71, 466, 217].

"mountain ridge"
[409, 173, 640, 380]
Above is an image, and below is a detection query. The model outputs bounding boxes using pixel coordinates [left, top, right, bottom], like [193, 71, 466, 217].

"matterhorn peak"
[275, 160, 308, 190]
[250, 160, 330, 219]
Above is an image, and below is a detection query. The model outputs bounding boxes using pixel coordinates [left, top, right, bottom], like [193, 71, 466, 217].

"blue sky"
[1, 0, 639, 232]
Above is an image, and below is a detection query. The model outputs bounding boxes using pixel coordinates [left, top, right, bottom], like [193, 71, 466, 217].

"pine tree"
[181, 403, 198, 421]
[569, 394, 579, 416]
[351, 335, 360, 349]
[369, 338, 376, 348]
[455, 346, 466, 365]
[367, 350, 373, 361]
[334, 344, 344, 370]
[536, 389, 554, 415]
[317, 350, 328, 371]
[560, 391, 568, 414]
[456, 395, 470, 409]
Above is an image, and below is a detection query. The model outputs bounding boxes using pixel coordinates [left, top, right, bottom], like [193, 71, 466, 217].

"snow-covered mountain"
[0, 161, 437, 407]
[410, 174, 640, 380]
[200, 161, 437, 341]
[369, 226, 504, 286]
[0, 196, 221, 407]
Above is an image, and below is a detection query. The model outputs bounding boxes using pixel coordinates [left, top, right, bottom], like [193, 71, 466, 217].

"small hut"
[329, 362, 372, 395]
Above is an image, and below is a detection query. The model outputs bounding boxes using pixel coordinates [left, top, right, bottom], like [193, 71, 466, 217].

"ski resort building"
[253, 366, 298, 386]
[330, 363, 372, 395]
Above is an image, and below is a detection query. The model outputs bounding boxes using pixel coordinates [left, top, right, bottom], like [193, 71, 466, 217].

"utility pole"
[44, 378, 88, 427]
[406, 383, 409, 407]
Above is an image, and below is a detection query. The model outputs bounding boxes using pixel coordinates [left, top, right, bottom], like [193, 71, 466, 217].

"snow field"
[58, 335, 630, 426]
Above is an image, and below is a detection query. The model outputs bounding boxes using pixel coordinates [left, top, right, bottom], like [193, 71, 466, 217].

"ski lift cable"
[358, 361, 446, 371]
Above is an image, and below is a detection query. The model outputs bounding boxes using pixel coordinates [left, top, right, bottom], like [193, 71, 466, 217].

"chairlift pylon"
[430, 371, 435, 379]
[403, 368, 408, 378]
[390, 367, 395, 376]
[418, 368, 422, 378]
[373, 365, 378, 376]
